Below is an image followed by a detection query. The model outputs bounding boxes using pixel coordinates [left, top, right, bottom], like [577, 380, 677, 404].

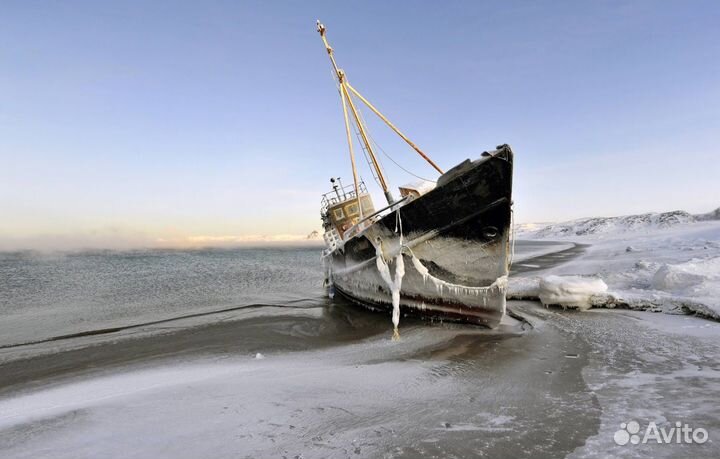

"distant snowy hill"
[517, 210, 704, 239]
[696, 207, 720, 221]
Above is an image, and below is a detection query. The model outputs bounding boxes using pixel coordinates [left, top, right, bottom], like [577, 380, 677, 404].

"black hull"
[326, 145, 514, 328]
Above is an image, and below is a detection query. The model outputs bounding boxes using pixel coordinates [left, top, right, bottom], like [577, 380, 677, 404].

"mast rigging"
[317, 20, 443, 206]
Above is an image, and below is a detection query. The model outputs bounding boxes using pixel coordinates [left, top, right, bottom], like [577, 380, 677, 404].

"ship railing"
[342, 196, 409, 241]
[320, 182, 368, 215]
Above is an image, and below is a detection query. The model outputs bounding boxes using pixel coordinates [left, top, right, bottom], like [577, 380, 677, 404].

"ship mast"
[317, 21, 445, 206]
[317, 20, 394, 205]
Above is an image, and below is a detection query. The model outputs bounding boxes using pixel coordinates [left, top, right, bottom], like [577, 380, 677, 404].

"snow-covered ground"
[510, 209, 720, 320]
[3, 301, 719, 459]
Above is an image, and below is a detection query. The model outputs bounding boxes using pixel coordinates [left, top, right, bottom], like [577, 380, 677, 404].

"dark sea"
[0, 247, 325, 349]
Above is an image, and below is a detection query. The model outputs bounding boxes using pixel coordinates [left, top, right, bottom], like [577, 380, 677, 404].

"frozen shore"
[510, 211, 720, 320]
[2, 300, 719, 459]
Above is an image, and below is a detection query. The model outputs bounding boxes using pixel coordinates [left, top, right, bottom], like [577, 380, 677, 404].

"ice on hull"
[333, 259, 508, 328]
[324, 146, 514, 329]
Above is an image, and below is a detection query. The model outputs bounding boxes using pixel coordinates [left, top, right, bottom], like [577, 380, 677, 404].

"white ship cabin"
[398, 180, 435, 199]
[321, 178, 375, 249]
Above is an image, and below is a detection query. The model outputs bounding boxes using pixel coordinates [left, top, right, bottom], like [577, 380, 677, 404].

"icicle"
[408, 251, 508, 297]
[375, 241, 405, 340]
[375, 245, 394, 286]
[410, 253, 430, 282]
[372, 210, 409, 340]
[391, 249, 405, 339]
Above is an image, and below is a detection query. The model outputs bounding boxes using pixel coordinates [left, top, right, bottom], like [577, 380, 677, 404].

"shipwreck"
[316, 21, 514, 336]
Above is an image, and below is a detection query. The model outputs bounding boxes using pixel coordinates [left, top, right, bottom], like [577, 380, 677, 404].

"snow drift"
[511, 208, 720, 321]
[537, 276, 608, 310]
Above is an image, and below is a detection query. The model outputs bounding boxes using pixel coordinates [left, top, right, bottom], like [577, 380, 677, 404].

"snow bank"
[510, 215, 720, 321]
[537, 276, 608, 310]
[652, 258, 720, 292]
[650, 257, 720, 319]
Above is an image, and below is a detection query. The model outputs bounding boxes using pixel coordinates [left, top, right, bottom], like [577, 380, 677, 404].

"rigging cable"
[351, 113, 383, 188]
[334, 66, 436, 186]
[354, 99, 436, 183]
[367, 131, 436, 183]
[328, 65, 379, 189]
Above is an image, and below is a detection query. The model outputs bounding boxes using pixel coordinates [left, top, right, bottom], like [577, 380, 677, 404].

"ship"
[316, 21, 514, 337]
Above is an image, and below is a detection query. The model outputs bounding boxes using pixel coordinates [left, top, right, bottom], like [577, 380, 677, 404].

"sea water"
[0, 247, 323, 348]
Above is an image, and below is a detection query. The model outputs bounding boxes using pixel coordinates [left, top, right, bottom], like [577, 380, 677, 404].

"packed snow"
[510, 208, 720, 320]
[537, 276, 608, 311]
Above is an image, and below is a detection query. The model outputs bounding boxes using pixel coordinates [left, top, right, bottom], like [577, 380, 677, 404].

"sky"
[1, 0, 719, 249]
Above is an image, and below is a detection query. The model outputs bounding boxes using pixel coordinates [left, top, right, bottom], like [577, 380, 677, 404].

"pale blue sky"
[1, 1, 719, 248]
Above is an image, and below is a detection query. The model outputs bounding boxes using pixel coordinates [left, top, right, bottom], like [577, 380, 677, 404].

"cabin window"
[333, 208, 345, 220]
[345, 202, 359, 216]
